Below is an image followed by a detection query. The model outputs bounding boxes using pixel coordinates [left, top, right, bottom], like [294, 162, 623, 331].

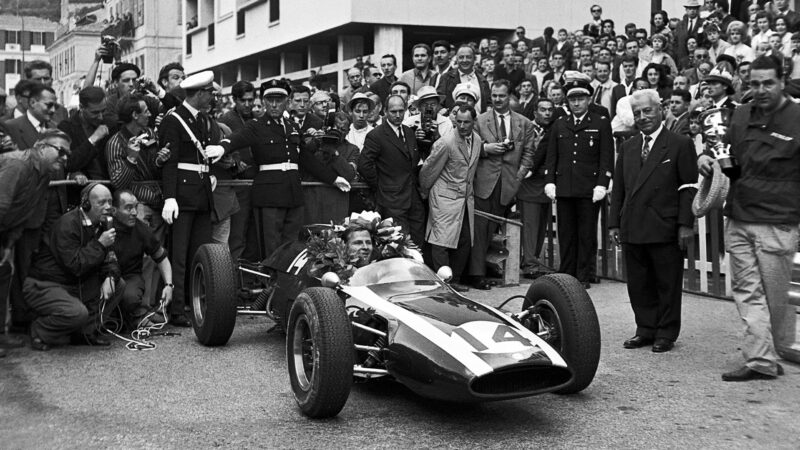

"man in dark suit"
[157, 71, 224, 326]
[468, 80, 535, 289]
[675, 0, 707, 65]
[5, 84, 57, 150]
[544, 78, 614, 288]
[289, 85, 324, 135]
[610, 56, 638, 117]
[518, 98, 555, 278]
[770, 0, 800, 32]
[24, 60, 68, 127]
[531, 27, 558, 59]
[668, 89, 692, 137]
[358, 95, 425, 245]
[437, 45, 491, 113]
[369, 54, 398, 104]
[609, 89, 697, 353]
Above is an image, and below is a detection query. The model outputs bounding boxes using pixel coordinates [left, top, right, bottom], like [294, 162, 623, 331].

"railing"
[49, 179, 731, 298]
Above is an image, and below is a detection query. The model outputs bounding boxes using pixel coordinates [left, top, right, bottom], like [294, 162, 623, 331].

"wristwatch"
[164, 283, 174, 288]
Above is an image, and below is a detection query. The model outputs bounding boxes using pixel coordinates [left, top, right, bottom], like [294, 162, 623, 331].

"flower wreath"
[305, 211, 421, 284]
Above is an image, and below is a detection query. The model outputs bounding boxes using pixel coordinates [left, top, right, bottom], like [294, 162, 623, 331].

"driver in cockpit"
[343, 226, 374, 268]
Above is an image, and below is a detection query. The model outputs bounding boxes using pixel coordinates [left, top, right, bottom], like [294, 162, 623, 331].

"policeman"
[158, 71, 224, 327]
[219, 79, 350, 258]
[544, 76, 614, 288]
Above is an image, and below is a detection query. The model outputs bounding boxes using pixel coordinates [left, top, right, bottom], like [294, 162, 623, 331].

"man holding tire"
[609, 89, 697, 354]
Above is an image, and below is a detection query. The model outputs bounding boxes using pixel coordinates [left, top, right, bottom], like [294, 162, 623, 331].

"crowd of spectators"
[1, 0, 799, 373]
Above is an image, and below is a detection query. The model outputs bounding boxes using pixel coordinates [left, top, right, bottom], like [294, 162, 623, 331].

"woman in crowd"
[650, 34, 678, 76]
[773, 16, 794, 58]
[723, 21, 756, 64]
[643, 62, 672, 100]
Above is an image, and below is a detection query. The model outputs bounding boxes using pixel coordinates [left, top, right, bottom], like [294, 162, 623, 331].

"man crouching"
[23, 183, 123, 350]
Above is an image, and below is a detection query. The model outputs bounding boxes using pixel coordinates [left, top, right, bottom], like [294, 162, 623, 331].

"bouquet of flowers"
[306, 227, 357, 284]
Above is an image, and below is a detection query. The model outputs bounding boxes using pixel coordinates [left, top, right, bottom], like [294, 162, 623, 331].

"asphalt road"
[2, 280, 799, 449]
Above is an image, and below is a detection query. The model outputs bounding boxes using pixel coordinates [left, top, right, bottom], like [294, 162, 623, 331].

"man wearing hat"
[544, 75, 614, 289]
[676, 0, 708, 64]
[309, 90, 333, 122]
[468, 79, 535, 290]
[402, 86, 450, 157]
[218, 79, 351, 258]
[344, 93, 375, 150]
[157, 70, 225, 327]
[705, 62, 738, 109]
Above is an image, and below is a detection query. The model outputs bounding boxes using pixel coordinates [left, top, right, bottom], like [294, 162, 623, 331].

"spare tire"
[287, 287, 353, 418]
[190, 243, 238, 346]
[521, 274, 601, 394]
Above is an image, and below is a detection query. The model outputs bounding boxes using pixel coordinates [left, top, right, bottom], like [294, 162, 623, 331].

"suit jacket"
[545, 110, 614, 198]
[358, 122, 421, 211]
[608, 128, 698, 244]
[369, 75, 396, 105]
[531, 36, 557, 56]
[517, 123, 551, 203]
[158, 104, 221, 211]
[437, 67, 491, 112]
[474, 110, 535, 206]
[675, 16, 706, 63]
[58, 114, 113, 180]
[669, 112, 691, 137]
[610, 83, 630, 118]
[294, 113, 323, 136]
[5, 114, 40, 150]
[419, 130, 481, 248]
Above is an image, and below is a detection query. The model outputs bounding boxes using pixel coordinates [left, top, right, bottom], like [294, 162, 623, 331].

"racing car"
[188, 232, 601, 419]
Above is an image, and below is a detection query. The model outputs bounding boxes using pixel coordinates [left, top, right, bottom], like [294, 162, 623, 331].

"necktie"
[689, 19, 694, 32]
[641, 135, 652, 162]
[575, 117, 581, 127]
[594, 86, 604, 105]
[499, 114, 507, 140]
[398, 127, 405, 143]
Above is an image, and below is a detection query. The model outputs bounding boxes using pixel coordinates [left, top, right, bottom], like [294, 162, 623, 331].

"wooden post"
[504, 222, 521, 286]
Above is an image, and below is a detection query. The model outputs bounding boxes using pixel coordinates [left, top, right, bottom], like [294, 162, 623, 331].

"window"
[5, 59, 22, 74]
[31, 31, 43, 46]
[208, 23, 215, 47]
[5, 30, 21, 44]
[236, 10, 245, 35]
[269, 0, 279, 22]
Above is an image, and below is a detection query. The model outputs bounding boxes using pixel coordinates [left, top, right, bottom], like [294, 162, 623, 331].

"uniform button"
[573, 160, 576, 163]
[573, 152, 577, 155]
[574, 143, 577, 146]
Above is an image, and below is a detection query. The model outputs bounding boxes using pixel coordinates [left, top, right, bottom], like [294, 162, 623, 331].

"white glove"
[203, 145, 225, 163]
[592, 185, 607, 203]
[333, 176, 351, 192]
[544, 183, 556, 200]
[162, 198, 179, 224]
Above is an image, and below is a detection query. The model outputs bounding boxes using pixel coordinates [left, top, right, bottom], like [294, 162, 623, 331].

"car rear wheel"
[190, 243, 238, 346]
[287, 287, 353, 418]
[521, 274, 600, 394]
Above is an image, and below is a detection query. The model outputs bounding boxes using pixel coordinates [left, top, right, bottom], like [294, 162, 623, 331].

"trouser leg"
[624, 243, 659, 339]
[170, 211, 212, 316]
[469, 182, 503, 277]
[119, 275, 147, 327]
[138, 203, 166, 308]
[0, 251, 12, 335]
[520, 201, 549, 271]
[430, 245, 450, 271]
[229, 187, 252, 262]
[281, 206, 305, 245]
[449, 210, 472, 279]
[24, 278, 88, 345]
[575, 198, 598, 282]
[651, 242, 685, 341]
[259, 207, 288, 258]
[556, 198, 578, 277]
[212, 217, 231, 246]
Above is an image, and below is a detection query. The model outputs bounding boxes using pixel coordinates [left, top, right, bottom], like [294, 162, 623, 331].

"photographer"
[104, 62, 163, 129]
[58, 86, 112, 181]
[402, 86, 451, 160]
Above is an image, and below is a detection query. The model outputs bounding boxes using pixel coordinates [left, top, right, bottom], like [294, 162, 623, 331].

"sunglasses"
[44, 143, 70, 157]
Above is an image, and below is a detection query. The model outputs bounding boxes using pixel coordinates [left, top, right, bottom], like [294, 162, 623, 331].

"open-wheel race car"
[187, 228, 601, 419]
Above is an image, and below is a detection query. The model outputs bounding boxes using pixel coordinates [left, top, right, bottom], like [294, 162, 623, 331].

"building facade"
[0, 15, 57, 93]
[180, 0, 660, 93]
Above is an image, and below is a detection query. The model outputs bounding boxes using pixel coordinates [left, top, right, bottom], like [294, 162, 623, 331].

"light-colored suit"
[419, 129, 481, 249]
[474, 110, 535, 206]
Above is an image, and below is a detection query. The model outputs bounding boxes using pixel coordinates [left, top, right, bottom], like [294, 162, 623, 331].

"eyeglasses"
[44, 143, 70, 157]
[591, 8, 601, 13]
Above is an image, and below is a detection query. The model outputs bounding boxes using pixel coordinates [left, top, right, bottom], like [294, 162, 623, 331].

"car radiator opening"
[470, 365, 573, 396]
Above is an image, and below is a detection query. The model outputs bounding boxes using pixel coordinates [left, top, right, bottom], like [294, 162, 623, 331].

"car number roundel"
[451, 321, 534, 354]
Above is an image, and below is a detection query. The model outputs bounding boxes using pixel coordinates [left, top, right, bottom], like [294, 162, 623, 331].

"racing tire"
[287, 287, 353, 418]
[522, 274, 600, 395]
[190, 243, 238, 346]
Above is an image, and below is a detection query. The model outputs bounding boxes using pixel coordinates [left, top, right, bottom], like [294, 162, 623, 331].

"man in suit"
[5, 84, 57, 151]
[610, 56, 639, 118]
[24, 60, 68, 127]
[369, 54, 398, 104]
[157, 71, 225, 327]
[669, 89, 692, 137]
[544, 78, 614, 288]
[419, 105, 482, 291]
[468, 79, 535, 290]
[531, 27, 558, 59]
[675, 0, 708, 65]
[358, 95, 425, 245]
[1, 79, 33, 122]
[289, 85, 324, 135]
[609, 89, 697, 353]
[437, 44, 491, 113]
[518, 98, 556, 279]
[770, 0, 800, 32]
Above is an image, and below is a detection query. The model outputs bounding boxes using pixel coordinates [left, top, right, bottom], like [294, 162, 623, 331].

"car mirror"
[436, 266, 453, 283]
[320, 272, 341, 288]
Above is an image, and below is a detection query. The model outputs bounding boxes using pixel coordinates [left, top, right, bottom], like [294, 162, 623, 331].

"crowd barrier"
[49, 179, 732, 298]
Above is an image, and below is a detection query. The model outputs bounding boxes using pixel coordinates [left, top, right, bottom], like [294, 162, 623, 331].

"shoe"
[471, 278, 492, 290]
[30, 337, 50, 351]
[623, 335, 654, 349]
[169, 314, 192, 327]
[0, 334, 25, 349]
[652, 338, 675, 353]
[589, 276, 601, 284]
[582, 282, 591, 289]
[722, 366, 777, 382]
[450, 283, 470, 293]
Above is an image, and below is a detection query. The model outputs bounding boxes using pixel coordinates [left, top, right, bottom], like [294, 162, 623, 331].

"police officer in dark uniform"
[219, 79, 351, 258]
[158, 71, 225, 326]
[544, 76, 614, 288]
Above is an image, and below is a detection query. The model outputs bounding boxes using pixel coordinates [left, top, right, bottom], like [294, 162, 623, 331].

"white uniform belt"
[259, 163, 299, 171]
[177, 163, 210, 173]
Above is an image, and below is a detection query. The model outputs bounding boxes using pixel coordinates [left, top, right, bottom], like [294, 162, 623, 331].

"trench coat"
[419, 130, 481, 249]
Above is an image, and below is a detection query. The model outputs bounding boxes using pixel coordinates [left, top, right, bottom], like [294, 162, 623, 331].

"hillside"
[0, 0, 60, 22]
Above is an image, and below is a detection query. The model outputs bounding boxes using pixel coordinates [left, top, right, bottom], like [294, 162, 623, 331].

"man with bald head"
[340, 67, 368, 112]
[437, 44, 491, 112]
[24, 183, 123, 350]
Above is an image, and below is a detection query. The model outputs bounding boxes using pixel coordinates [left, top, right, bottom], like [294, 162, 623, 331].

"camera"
[101, 215, 115, 232]
[419, 104, 437, 145]
[100, 35, 120, 64]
